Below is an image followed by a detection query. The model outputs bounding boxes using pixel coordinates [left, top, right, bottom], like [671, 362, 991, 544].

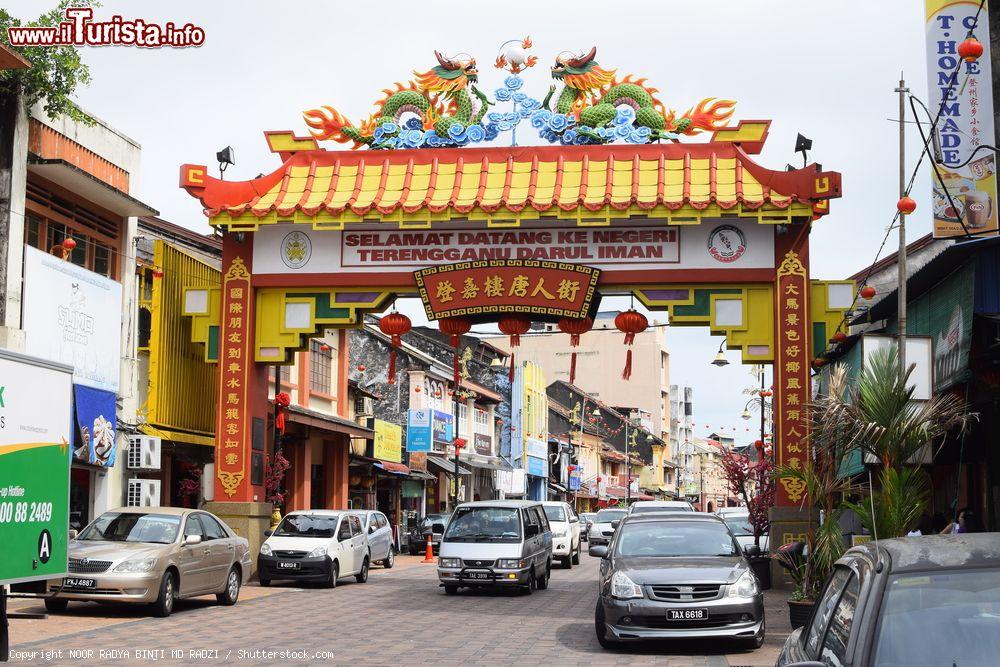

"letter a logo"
[38, 529, 52, 564]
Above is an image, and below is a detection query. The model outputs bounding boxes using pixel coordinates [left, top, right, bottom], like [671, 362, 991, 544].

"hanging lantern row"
[378, 312, 412, 385]
[558, 316, 593, 385]
[498, 315, 531, 382]
[615, 309, 648, 380]
[438, 316, 471, 386]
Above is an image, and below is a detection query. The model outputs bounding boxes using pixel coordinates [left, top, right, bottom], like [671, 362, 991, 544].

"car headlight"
[439, 557, 462, 568]
[610, 571, 644, 600]
[553, 529, 567, 538]
[113, 557, 156, 573]
[497, 558, 526, 569]
[727, 569, 759, 599]
[259, 543, 273, 556]
[307, 546, 327, 558]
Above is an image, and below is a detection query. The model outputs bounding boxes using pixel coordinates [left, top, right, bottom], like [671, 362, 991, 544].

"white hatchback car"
[257, 511, 370, 587]
[349, 510, 395, 569]
[542, 501, 582, 568]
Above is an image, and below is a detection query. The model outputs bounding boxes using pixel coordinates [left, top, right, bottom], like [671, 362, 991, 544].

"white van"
[541, 501, 582, 568]
[437, 500, 553, 595]
[257, 510, 370, 587]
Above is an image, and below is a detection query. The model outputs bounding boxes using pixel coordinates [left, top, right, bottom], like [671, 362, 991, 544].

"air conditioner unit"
[126, 435, 161, 470]
[126, 478, 161, 507]
[355, 396, 375, 417]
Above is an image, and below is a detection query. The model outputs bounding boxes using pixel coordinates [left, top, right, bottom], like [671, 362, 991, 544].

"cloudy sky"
[9, 0, 946, 444]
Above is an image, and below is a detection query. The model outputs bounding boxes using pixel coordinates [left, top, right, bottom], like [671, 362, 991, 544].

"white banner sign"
[925, 0, 997, 238]
[253, 219, 775, 275]
[22, 247, 123, 393]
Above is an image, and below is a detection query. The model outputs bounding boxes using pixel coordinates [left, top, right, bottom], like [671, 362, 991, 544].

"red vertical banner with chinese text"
[216, 255, 253, 500]
[773, 239, 811, 507]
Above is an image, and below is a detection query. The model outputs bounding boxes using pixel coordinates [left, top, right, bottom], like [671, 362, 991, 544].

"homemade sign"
[414, 260, 599, 321]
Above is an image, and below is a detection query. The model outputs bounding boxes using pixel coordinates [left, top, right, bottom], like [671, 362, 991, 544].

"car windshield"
[873, 568, 1000, 666]
[595, 509, 627, 524]
[274, 514, 340, 538]
[443, 507, 521, 542]
[78, 512, 180, 544]
[616, 520, 739, 557]
[631, 504, 692, 513]
[725, 516, 753, 536]
[421, 514, 447, 527]
[544, 505, 567, 522]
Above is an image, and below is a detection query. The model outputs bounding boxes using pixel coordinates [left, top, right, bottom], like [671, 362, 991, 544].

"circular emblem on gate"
[707, 225, 747, 263]
[281, 231, 312, 269]
[37, 529, 52, 564]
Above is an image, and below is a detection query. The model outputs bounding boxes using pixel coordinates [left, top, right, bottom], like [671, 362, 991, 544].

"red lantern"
[414, 386, 422, 393]
[596, 476, 603, 483]
[896, 196, 917, 215]
[274, 391, 291, 434]
[378, 312, 412, 384]
[615, 309, 648, 380]
[151, 267, 164, 279]
[859, 285, 876, 299]
[438, 317, 472, 386]
[62, 237, 77, 250]
[958, 37, 984, 63]
[558, 316, 593, 385]
[357, 364, 366, 372]
[812, 358, 826, 368]
[320, 343, 330, 352]
[454, 437, 467, 451]
[832, 331, 847, 343]
[498, 315, 532, 382]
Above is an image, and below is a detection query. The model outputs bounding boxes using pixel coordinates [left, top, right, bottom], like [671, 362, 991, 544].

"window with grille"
[474, 407, 489, 435]
[458, 403, 469, 435]
[310, 340, 332, 394]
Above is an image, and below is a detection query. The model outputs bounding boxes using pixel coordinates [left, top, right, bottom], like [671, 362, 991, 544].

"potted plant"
[720, 447, 775, 588]
[773, 541, 812, 628]
[264, 450, 290, 529]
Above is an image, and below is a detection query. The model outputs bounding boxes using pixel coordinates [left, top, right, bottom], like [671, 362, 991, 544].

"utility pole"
[896, 75, 909, 381]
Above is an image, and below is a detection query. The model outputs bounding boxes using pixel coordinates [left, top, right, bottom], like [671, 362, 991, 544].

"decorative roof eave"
[180, 125, 841, 230]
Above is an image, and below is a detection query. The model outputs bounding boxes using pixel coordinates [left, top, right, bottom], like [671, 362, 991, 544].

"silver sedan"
[46, 507, 252, 617]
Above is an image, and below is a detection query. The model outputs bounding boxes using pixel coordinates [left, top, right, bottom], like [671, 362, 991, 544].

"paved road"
[8, 554, 788, 666]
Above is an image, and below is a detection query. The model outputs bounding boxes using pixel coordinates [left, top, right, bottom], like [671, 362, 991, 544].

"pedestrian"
[941, 507, 979, 534]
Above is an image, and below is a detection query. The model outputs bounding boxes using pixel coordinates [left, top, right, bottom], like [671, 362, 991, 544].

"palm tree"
[841, 347, 973, 538]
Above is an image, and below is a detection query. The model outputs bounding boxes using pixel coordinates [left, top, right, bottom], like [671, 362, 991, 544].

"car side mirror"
[744, 545, 762, 559]
[589, 545, 609, 558]
[610, 520, 620, 530]
[263, 529, 272, 537]
[184, 534, 202, 546]
[369, 525, 376, 534]
[68, 529, 78, 540]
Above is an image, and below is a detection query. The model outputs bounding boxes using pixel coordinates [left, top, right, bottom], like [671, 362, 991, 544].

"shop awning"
[427, 455, 472, 476]
[28, 158, 159, 217]
[407, 470, 437, 481]
[466, 457, 512, 471]
[284, 403, 374, 438]
[374, 461, 410, 475]
[139, 424, 214, 448]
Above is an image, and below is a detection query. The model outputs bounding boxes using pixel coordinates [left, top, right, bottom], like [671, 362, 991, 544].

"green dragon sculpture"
[543, 47, 736, 141]
[303, 51, 492, 148]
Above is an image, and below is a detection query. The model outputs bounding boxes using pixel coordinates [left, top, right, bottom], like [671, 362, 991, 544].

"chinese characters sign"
[414, 260, 600, 320]
[774, 251, 810, 504]
[217, 257, 252, 498]
[925, 1, 997, 238]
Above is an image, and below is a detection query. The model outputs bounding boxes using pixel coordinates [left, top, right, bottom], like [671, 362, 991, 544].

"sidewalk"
[725, 588, 792, 667]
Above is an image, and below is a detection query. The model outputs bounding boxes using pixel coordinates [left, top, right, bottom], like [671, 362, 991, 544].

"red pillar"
[773, 225, 812, 508]
[214, 234, 269, 502]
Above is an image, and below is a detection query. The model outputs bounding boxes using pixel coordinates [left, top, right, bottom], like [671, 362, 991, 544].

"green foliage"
[843, 467, 930, 539]
[0, 1, 98, 123]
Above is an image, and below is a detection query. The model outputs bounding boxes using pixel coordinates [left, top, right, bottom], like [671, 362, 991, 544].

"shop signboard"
[925, 1, 997, 238]
[526, 456, 546, 478]
[568, 472, 581, 491]
[473, 433, 492, 456]
[373, 419, 402, 463]
[0, 349, 73, 586]
[406, 409, 432, 452]
[21, 246, 123, 393]
[432, 410, 453, 448]
[525, 438, 547, 460]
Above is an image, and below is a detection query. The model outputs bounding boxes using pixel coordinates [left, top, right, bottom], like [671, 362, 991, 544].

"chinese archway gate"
[179, 46, 849, 575]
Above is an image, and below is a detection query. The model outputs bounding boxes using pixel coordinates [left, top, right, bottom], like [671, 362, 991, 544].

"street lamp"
[741, 408, 752, 420]
[711, 340, 729, 367]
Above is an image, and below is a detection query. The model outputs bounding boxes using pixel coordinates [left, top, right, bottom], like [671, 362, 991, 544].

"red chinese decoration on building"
[414, 260, 599, 321]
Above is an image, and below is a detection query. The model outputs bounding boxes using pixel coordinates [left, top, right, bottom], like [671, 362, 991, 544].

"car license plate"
[63, 577, 96, 589]
[277, 561, 300, 570]
[463, 571, 492, 580]
[668, 608, 707, 621]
